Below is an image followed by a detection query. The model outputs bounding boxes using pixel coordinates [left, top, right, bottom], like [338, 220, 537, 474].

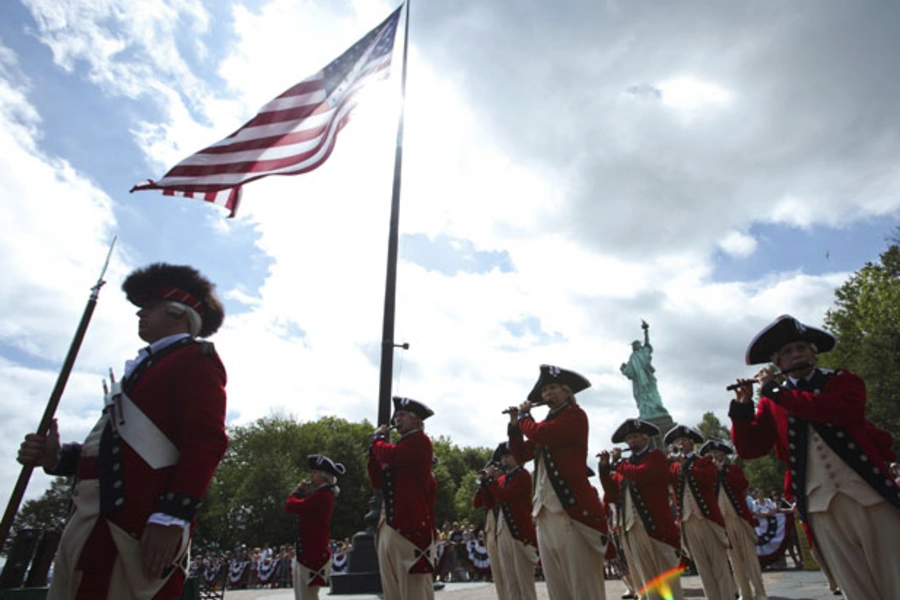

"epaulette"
[198, 340, 217, 356]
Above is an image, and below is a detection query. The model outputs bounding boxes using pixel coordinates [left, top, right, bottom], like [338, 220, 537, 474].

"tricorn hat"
[745, 315, 835, 365]
[122, 263, 225, 338]
[307, 454, 346, 477]
[699, 440, 733, 456]
[392, 396, 434, 420]
[612, 418, 660, 444]
[527, 364, 591, 403]
[491, 442, 511, 464]
[663, 424, 704, 445]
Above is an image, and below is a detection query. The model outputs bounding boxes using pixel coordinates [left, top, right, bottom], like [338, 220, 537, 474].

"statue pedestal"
[644, 414, 675, 452]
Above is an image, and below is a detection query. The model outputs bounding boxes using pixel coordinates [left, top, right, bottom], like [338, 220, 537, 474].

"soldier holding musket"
[17, 263, 228, 600]
[598, 419, 684, 600]
[507, 364, 608, 600]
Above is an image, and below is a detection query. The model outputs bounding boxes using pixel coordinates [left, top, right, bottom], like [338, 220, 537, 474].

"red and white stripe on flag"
[131, 5, 403, 217]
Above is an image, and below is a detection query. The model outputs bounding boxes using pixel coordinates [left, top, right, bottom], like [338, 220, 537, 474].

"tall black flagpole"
[0, 237, 117, 552]
[331, 0, 410, 595]
[331, 3, 411, 595]
[377, 0, 412, 427]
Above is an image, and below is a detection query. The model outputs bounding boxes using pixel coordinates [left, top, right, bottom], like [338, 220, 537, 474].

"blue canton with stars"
[322, 6, 401, 99]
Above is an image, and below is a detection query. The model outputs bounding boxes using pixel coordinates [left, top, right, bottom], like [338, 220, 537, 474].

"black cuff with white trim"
[158, 490, 203, 521]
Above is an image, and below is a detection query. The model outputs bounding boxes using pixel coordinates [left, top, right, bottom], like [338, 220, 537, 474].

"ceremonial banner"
[755, 513, 792, 568]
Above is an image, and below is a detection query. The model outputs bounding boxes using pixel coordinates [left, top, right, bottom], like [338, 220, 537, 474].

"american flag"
[132, 5, 403, 217]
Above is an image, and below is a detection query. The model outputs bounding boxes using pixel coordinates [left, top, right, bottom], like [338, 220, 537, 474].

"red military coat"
[509, 402, 608, 534]
[669, 455, 725, 528]
[729, 368, 899, 520]
[53, 338, 228, 532]
[473, 482, 498, 512]
[599, 449, 680, 549]
[367, 429, 435, 573]
[487, 466, 538, 548]
[285, 484, 335, 585]
[717, 464, 755, 527]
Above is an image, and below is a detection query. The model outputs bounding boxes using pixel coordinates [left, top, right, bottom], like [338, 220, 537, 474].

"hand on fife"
[140, 523, 182, 580]
[597, 450, 611, 466]
[755, 367, 774, 387]
[517, 400, 532, 414]
[17, 419, 60, 468]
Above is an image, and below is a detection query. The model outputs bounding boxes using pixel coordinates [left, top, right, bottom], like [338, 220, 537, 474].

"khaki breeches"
[291, 557, 330, 600]
[808, 495, 900, 600]
[723, 516, 768, 600]
[681, 517, 734, 600]
[375, 520, 434, 600]
[49, 479, 188, 600]
[484, 519, 509, 600]
[620, 521, 683, 600]
[535, 508, 606, 600]
[496, 530, 538, 600]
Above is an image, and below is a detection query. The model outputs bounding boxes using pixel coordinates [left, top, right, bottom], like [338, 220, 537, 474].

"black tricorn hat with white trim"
[392, 396, 434, 420]
[745, 314, 836, 365]
[699, 440, 733, 456]
[491, 442, 511, 464]
[663, 424, 704, 445]
[527, 364, 591, 403]
[612, 418, 660, 444]
[307, 454, 346, 477]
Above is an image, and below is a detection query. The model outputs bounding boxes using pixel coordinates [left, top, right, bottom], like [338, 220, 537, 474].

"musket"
[0, 237, 117, 550]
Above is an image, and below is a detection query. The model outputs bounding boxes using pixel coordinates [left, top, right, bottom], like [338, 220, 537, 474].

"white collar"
[124, 333, 192, 377]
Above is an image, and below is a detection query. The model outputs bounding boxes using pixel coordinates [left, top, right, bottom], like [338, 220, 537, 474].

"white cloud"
[718, 230, 757, 257]
[2, 0, 897, 505]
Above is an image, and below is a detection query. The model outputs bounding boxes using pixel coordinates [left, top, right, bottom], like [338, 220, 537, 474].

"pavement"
[223, 569, 846, 600]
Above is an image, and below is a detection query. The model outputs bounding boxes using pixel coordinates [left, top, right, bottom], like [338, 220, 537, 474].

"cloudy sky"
[2, 0, 899, 502]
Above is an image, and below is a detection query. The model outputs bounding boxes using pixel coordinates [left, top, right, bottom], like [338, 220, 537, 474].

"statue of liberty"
[620, 320, 670, 419]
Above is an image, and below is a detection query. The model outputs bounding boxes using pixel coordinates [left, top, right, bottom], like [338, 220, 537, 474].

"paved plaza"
[224, 569, 844, 600]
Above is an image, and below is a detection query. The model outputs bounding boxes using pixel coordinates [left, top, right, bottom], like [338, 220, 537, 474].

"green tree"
[3, 477, 72, 556]
[695, 412, 729, 443]
[195, 413, 374, 552]
[822, 236, 900, 453]
[194, 415, 493, 552]
[431, 437, 491, 528]
[694, 411, 783, 493]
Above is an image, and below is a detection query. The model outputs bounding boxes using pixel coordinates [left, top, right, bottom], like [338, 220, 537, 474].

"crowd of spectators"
[189, 486, 818, 594]
[189, 539, 354, 590]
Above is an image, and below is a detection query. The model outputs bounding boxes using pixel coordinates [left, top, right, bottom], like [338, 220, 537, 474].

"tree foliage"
[195, 413, 375, 552]
[694, 410, 783, 494]
[3, 477, 72, 556]
[194, 415, 491, 553]
[821, 238, 900, 453]
[695, 412, 730, 443]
